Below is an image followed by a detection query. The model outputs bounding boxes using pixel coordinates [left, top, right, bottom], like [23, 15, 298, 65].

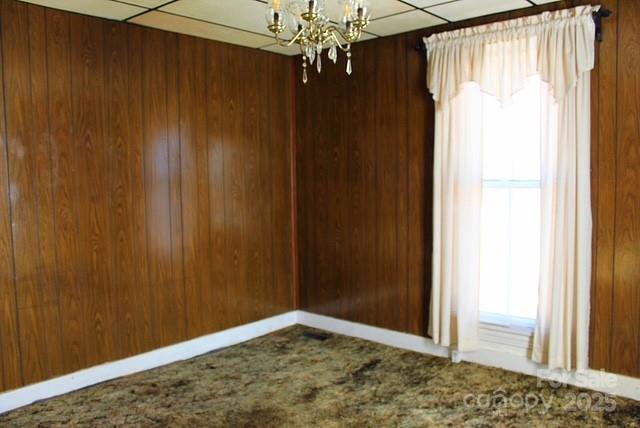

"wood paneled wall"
[295, 0, 640, 377]
[295, 35, 428, 335]
[0, 0, 294, 392]
[590, 0, 640, 377]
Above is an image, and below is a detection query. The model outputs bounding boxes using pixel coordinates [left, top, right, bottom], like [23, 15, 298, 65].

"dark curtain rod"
[414, 8, 612, 52]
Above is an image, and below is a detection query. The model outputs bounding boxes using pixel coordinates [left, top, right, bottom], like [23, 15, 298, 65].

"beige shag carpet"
[1, 325, 639, 427]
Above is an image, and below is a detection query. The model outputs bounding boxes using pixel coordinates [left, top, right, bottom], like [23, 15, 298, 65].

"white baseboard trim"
[296, 311, 449, 358]
[2, 309, 638, 415]
[0, 311, 298, 414]
[296, 311, 640, 402]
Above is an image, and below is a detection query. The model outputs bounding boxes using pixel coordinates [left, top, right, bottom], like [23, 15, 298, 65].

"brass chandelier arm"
[271, 25, 363, 53]
[325, 25, 361, 47]
[274, 27, 307, 47]
[328, 32, 350, 53]
[325, 26, 362, 53]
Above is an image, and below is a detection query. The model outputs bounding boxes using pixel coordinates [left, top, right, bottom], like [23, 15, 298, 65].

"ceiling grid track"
[16, 0, 560, 55]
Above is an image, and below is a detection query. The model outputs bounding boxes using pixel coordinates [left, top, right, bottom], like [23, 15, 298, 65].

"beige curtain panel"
[425, 5, 597, 371]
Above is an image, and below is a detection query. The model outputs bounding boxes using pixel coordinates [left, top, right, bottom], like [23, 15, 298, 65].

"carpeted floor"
[1, 325, 639, 427]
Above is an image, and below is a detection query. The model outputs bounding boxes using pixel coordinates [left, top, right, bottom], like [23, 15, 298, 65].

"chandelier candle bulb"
[266, 0, 371, 83]
[341, 1, 353, 24]
[266, 0, 287, 33]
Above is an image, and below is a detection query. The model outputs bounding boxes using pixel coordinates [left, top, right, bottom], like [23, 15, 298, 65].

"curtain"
[425, 5, 597, 370]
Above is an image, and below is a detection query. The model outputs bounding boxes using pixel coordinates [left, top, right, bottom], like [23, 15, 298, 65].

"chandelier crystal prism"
[265, 0, 372, 83]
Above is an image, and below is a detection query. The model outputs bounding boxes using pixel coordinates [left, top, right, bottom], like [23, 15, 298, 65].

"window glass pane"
[479, 74, 543, 326]
[481, 94, 510, 181]
[481, 75, 542, 182]
[508, 188, 540, 320]
[479, 187, 509, 316]
[509, 77, 541, 181]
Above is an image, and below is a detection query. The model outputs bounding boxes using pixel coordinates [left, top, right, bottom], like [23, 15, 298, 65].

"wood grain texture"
[589, 0, 618, 373]
[0, 0, 22, 391]
[296, 0, 640, 378]
[205, 40, 229, 332]
[610, 0, 640, 377]
[296, 36, 422, 333]
[1, 0, 64, 385]
[45, 7, 87, 374]
[0, 0, 638, 390]
[126, 24, 155, 356]
[0, 0, 294, 392]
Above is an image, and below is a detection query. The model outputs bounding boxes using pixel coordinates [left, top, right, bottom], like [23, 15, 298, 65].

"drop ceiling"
[17, 0, 560, 55]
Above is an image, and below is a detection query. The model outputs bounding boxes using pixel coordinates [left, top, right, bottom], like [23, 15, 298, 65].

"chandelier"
[265, 0, 372, 83]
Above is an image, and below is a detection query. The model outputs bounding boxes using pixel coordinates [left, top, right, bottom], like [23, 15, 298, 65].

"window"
[478, 75, 552, 330]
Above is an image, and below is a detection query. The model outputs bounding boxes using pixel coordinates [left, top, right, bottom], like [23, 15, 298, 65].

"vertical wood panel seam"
[268, 55, 278, 314]
[403, 42, 410, 332]
[289, 58, 299, 309]
[630, 0, 640, 377]
[26, 4, 48, 329]
[404, 40, 411, 333]
[394, 43, 401, 331]
[103, 19, 120, 358]
[589, 28, 599, 366]
[174, 35, 188, 338]
[42, 9, 66, 371]
[174, 34, 187, 339]
[218, 44, 228, 326]
[164, 32, 175, 335]
[0, 9, 5, 389]
[343, 62, 351, 320]
[0, 3, 24, 386]
[69, 13, 89, 366]
[24, 0, 44, 375]
[125, 25, 138, 353]
[373, 48, 379, 326]
[140, 30, 155, 347]
[201, 40, 213, 325]
[128, 25, 149, 352]
[635, 0, 640, 376]
[608, 1, 620, 370]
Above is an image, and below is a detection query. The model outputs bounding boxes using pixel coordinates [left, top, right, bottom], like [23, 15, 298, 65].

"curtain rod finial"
[593, 8, 612, 42]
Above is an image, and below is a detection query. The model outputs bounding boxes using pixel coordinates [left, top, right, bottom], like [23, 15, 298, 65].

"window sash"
[480, 181, 541, 323]
[482, 179, 540, 189]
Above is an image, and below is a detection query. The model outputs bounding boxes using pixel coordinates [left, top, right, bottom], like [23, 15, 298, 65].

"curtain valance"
[423, 5, 599, 105]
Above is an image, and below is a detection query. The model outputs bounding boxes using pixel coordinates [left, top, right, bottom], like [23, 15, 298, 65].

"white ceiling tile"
[323, 0, 412, 22]
[365, 10, 445, 36]
[160, 0, 273, 36]
[426, 0, 531, 22]
[120, 0, 168, 7]
[130, 11, 274, 48]
[260, 43, 302, 56]
[402, 0, 452, 8]
[18, 0, 145, 20]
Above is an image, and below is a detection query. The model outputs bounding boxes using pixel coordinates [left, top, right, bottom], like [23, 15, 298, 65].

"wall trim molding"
[2, 310, 639, 415]
[296, 311, 450, 358]
[0, 311, 298, 414]
[296, 311, 640, 402]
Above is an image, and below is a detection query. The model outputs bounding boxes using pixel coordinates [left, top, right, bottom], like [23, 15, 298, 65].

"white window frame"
[479, 175, 540, 355]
